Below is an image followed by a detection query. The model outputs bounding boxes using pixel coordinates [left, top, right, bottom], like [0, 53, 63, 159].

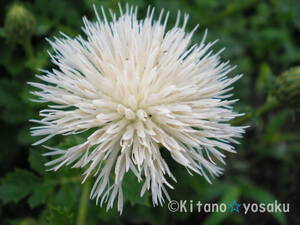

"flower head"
[30, 5, 245, 213]
[5, 3, 36, 42]
[273, 66, 300, 108]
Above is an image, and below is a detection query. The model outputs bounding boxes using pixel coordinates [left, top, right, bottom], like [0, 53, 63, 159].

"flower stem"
[256, 96, 278, 116]
[231, 96, 279, 126]
[76, 179, 91, 225]
[22, 37, 34, 61]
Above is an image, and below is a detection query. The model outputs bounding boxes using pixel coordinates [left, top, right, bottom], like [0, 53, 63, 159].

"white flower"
[30, 4, 245, 213]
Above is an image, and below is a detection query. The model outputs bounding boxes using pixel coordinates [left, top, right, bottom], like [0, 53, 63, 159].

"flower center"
[117, 104, 147, 121]
[115, 95, 148, 122]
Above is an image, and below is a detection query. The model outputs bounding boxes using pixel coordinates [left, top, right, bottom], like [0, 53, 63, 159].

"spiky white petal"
[30, 4, 246, 213]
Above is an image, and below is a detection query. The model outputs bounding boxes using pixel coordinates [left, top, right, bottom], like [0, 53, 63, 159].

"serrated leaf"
[50, 183, 77, 208]
[46, 206, 74, 225]
[29, 149, 47, 175]
[237, 177, 287, 225]
[28, 184, 52, 208]
[0, 169, 40, 203]
[203, 185, 241, 225]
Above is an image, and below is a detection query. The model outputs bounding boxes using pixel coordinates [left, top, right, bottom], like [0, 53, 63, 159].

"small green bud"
[4, 3, 36, 42]
[273, 67, 300, 107]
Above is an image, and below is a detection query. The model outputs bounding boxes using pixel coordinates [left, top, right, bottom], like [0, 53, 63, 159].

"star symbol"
[228, 200, 241, 213]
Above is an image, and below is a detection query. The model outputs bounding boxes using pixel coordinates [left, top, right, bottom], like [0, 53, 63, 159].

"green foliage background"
[0, 0, 299, 224]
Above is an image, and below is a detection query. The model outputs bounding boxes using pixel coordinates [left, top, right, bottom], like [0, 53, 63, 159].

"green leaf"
[0, 39, 14, 66]
[29, 149, 47, 175]
[28, 149, 81, 208]
[0, 79, 21, 108]
[123, 171, 149, 206]
[264, 111, 290, 145]
[292, 1, 300, 29]
[237, 177, 287, 225]
[133, 206, 167, 225]
[25, 47, 50, 70]
[0, 169, 40, 203]
[201, 182, 230, 202]
[50, 183, 77, 208]
[203, 185, 241, 225]
[256, 62, 274, 95]
[4, 56, 26, 76]
[35, 19, 52, 36]
[27, 184, 52, 208]
[10, 218, 38, 225]
[46, 206, 74, 225]
[0, 28, 6, 38]
[17, 125, 37, 146]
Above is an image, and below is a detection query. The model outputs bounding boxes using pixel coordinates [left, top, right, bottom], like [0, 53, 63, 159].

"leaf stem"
[76, 179, 91, 225]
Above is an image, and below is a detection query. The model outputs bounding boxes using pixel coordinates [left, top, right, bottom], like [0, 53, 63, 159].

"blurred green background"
[0, 0, 299, 225]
